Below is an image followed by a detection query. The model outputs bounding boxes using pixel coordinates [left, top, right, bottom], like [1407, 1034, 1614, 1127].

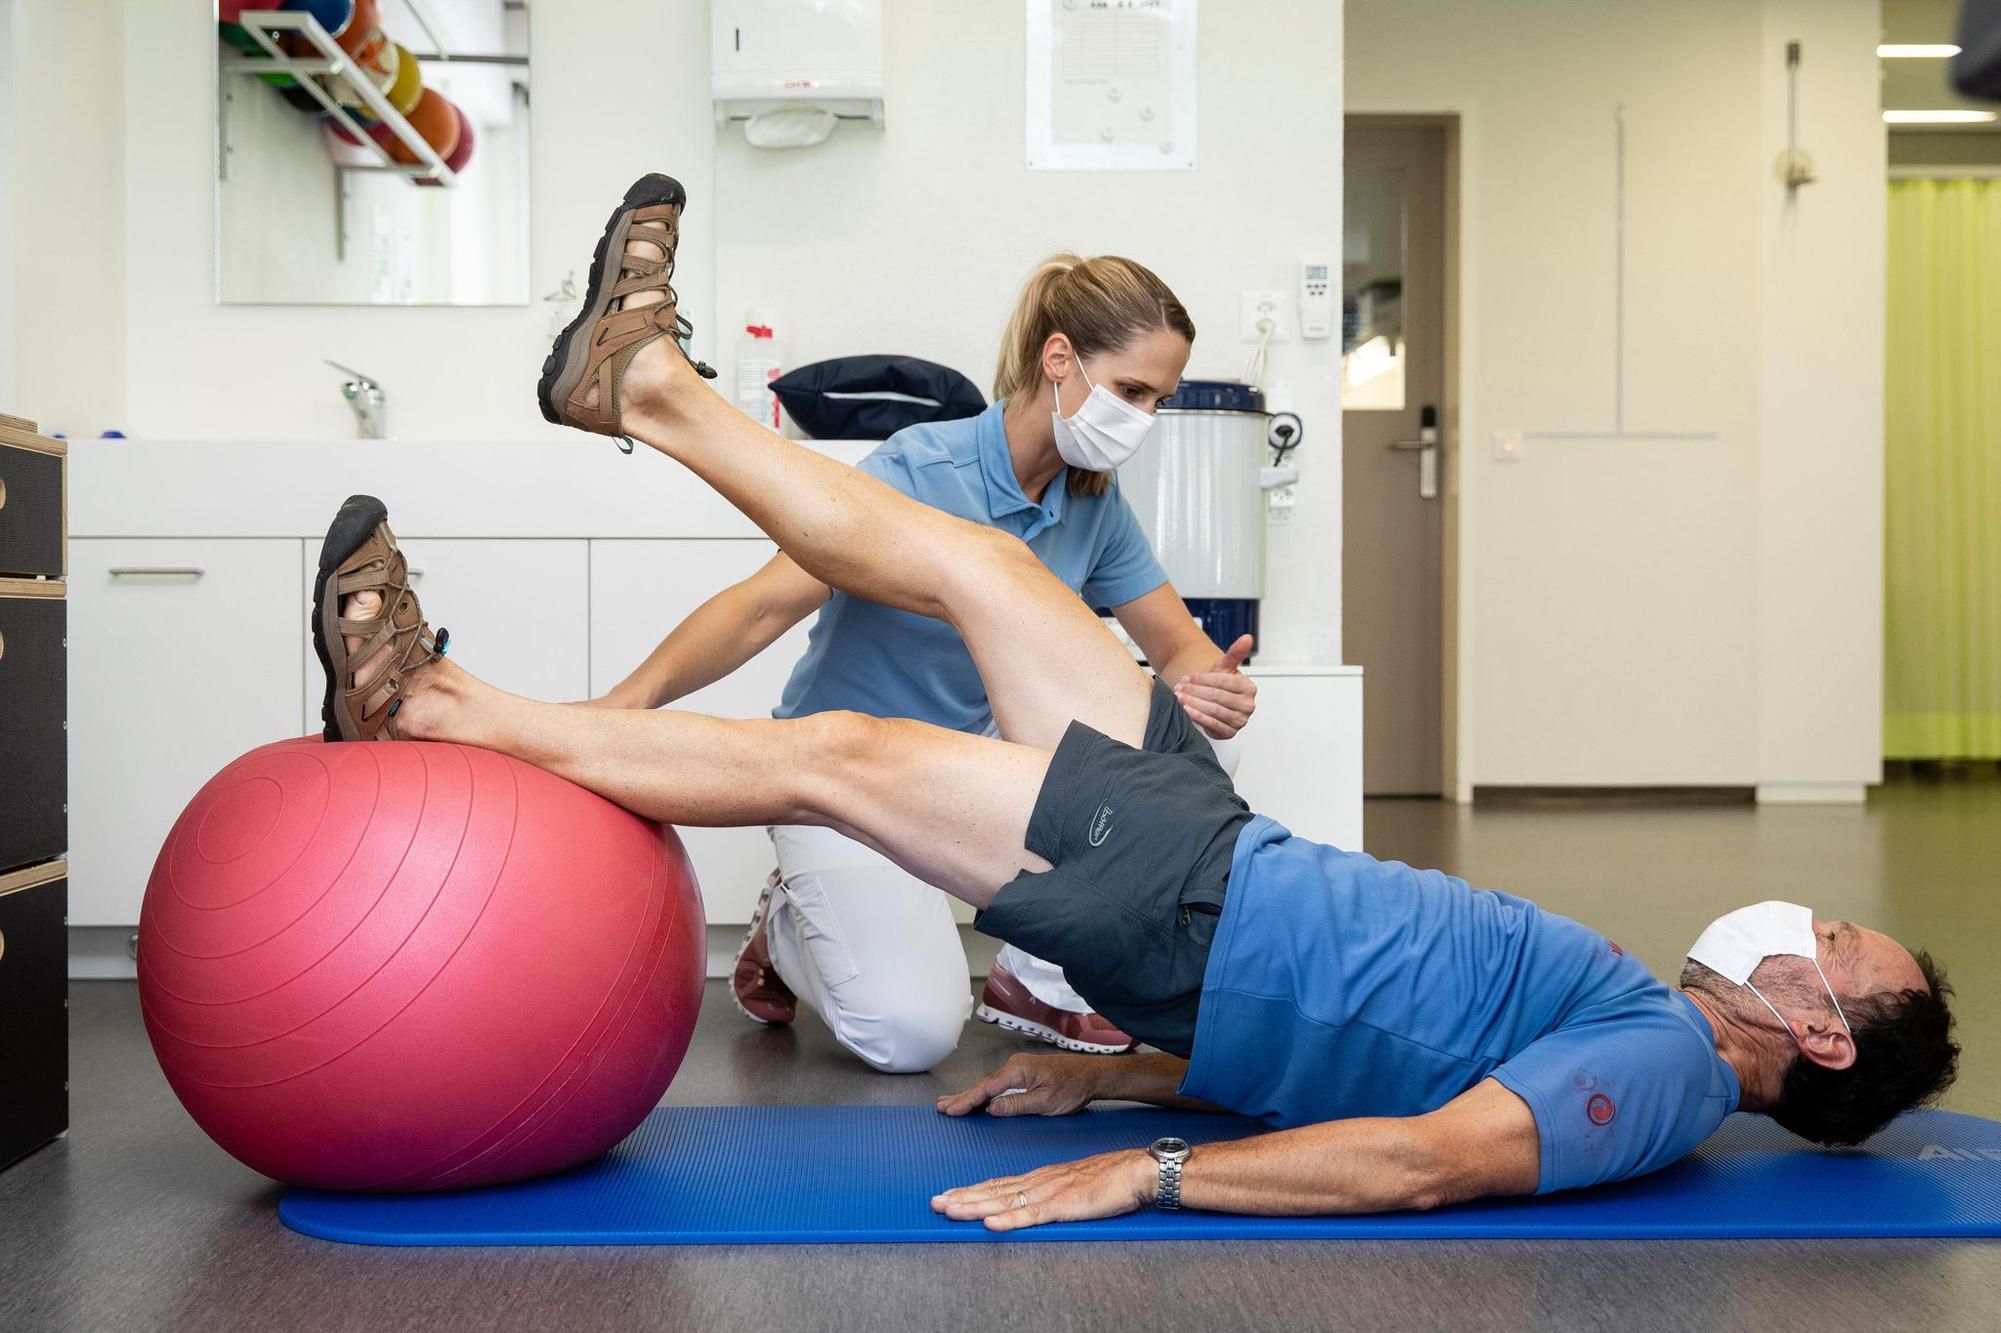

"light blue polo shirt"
[774, 402, 1169, 732]
[1181, 817, 1742, 1194]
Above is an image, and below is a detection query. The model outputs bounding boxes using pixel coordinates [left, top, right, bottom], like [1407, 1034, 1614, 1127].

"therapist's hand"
[936, 1053, 1102, 1118]
[1175, 635, 1257, 739]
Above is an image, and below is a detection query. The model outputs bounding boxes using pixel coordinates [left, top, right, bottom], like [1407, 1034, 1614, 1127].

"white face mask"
[1687, 900, 1851, 1038]
[1049, 364, 1156, 472]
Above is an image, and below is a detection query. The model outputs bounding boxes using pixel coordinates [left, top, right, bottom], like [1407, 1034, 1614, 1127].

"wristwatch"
[1148, 1136, 1193, 1209]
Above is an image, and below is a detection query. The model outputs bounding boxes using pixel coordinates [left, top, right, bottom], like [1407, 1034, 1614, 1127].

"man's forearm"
[1159, 1118, 1455, 1216]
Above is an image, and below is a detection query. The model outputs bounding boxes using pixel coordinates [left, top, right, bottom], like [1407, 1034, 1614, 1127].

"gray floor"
[5, 779, 2000, 1333]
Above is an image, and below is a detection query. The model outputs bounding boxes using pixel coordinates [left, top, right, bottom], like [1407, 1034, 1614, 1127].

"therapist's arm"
[1112, 583, 1258, 738]
[595, 553, 830, 710]
[933, 1079, 1542, 1231]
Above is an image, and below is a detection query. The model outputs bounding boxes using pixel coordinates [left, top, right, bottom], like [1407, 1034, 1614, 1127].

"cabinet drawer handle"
[108, 567, 207, 579]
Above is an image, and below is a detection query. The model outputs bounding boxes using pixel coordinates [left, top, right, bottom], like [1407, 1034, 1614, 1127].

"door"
[68, 539, 305, 924]
[1343, 123, 1448, 796]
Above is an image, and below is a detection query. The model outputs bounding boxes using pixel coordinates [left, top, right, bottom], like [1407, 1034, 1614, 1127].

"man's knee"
[940, 526, 1051, 617]
[797, 709, 894, 774]
[790, 710, 914, 824]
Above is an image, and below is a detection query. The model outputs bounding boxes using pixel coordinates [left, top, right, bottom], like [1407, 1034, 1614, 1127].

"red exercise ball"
[138, 737, 706, 1192]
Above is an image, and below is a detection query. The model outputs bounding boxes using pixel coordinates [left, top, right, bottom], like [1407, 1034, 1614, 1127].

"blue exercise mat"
[279, 1105, 2001, 1245]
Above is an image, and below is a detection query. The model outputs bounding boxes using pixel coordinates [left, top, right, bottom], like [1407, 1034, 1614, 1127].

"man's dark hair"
[1768, 951, 1959, 1147]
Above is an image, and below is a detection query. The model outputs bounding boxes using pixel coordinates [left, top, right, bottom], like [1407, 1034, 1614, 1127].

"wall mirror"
[215, 1, 530, 306]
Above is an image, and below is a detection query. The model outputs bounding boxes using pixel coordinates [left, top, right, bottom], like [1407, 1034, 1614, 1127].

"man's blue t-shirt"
[1181, 817, 1742, 1194]
[774, 401, 1168, 732]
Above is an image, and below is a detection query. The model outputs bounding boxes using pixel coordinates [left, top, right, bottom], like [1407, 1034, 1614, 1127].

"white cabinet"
[1234, 668, 1366, 853]
[590, 539, 815, 923]
[299, 539, 590, 732]
[67, 539, 306, 925]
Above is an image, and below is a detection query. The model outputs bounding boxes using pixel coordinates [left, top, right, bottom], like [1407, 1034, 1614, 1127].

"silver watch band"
[1156, 1156, 1184, 1209]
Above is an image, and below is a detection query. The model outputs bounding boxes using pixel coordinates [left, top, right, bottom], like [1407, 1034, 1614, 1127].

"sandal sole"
[536, 173, 688, 431]
[312, 494, 390, 743]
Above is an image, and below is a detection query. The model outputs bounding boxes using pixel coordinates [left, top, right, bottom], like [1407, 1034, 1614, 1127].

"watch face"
[1152, 1137, 1192, 1160]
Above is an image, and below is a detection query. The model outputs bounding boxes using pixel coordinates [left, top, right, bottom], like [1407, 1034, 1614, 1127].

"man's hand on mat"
[935, 1053, 1099, 1118]
[1175, 635, 1257, 740]
[931, 1150, 1153, 1231]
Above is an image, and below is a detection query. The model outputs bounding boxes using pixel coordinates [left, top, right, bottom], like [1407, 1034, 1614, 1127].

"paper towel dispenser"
[712, 0, 885, 133]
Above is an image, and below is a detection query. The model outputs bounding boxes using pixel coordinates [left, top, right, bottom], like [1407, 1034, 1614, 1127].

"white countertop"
[68, 437, 876, 539]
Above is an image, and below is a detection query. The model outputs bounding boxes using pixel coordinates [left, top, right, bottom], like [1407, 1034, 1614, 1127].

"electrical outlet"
[1493, 430, 1524, 463]
[1267, 483, 1297, 523]
[1240, 290, 1292, 343]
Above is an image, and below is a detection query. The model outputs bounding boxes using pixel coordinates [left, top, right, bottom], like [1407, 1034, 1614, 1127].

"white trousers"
[765, 824, 1094, 1073]
[764, 730, 1241, 1074]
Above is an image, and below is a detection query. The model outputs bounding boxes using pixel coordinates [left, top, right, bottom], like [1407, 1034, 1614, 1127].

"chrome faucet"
[326, 360, 387, 439]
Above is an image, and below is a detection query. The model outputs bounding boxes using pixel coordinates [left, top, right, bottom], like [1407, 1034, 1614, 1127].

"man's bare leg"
[388, 653, 1053, 909]
[586, 251, 1151, 752]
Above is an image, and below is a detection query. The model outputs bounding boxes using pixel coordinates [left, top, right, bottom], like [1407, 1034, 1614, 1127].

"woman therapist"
[595, 254, 1258, 1072]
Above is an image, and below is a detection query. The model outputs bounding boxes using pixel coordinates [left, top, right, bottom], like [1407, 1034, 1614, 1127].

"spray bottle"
[734, 311, 786, 432]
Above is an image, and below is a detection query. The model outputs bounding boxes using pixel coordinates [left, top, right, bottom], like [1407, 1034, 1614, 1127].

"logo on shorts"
[1587, 1093, 1617, 1126]
[1088, 804, 1115, 847]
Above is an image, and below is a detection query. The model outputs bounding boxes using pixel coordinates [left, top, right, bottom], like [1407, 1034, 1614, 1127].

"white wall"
[8, 0, 1347, 666]
[0, 0, 16, 408]
[1348, 0, 1884, 796]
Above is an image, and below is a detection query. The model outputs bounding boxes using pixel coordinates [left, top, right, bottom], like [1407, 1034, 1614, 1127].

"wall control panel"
[1299, 260, 1333, 339]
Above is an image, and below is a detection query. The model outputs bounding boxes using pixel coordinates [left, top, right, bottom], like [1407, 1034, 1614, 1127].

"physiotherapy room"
[2, 0, 1999, 1328]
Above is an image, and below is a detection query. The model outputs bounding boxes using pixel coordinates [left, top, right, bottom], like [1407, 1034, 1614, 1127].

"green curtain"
[1885, 179, 2001, 759]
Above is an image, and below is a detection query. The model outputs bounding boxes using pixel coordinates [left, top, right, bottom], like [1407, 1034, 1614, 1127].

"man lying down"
[308, 171, 1960, 1230]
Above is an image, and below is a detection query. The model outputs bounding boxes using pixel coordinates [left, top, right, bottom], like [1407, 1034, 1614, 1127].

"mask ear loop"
[1811, 957, 1852, 1034]
[1744, 981, 1795, 1041]
[1746, 969, 1853, 1053]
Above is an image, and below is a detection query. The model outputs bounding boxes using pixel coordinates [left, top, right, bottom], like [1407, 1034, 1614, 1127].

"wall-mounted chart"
[1027, 0, 1197, 171]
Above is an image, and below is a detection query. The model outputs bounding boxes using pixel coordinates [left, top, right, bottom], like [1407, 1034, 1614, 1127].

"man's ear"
[1797, 1020, 1857, 1072]
[1039, 332, 1075, 383]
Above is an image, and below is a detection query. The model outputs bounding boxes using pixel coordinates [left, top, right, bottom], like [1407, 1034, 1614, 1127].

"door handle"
[107, 567, 206, 579]
[1385, 405, 1440, 501]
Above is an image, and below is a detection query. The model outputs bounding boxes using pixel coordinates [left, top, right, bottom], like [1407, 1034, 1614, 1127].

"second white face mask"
[1050, 365, 1155, 472]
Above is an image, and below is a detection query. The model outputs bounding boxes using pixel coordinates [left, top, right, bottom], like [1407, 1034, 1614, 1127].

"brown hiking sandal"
[312, 495, 449, 742]
[536, 172, 716, 450]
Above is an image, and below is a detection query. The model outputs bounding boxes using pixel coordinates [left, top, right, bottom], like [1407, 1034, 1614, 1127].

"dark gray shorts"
[975, 680, 1251, 1057]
